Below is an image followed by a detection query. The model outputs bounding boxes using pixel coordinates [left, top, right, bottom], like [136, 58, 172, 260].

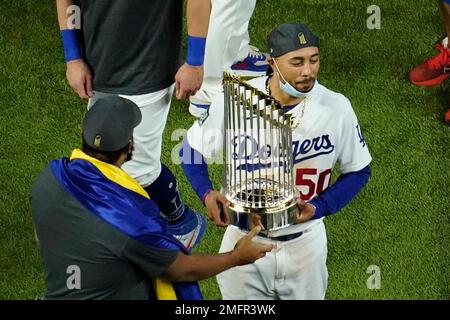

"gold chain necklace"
[266, 76, 307, 128]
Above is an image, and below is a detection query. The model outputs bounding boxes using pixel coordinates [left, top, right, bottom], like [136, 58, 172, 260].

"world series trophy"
[223, 73, 298, 237]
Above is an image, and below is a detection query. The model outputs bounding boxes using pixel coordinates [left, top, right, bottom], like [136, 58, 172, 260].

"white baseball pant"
[201, 0, 257, 93]
[217, 220, 328, 300]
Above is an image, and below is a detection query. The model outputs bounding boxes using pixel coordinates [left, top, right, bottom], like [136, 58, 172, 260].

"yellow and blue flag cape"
[50, 149, 202, 300]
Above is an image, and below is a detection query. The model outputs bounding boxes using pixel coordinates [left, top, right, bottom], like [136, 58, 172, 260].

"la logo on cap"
[94, 135, 102, 148]
[298, 32, 307, 45]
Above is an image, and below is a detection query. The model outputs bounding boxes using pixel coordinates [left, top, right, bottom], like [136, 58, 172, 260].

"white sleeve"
[337, 102, 372, 174]
[186, 93, 224, 159]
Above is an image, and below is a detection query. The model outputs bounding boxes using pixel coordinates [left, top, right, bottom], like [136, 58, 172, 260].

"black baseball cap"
[82, 96, 142, 152]
[268, 23, 320, 57]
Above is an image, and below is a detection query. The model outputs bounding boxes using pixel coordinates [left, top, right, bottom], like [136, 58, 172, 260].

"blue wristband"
[61, 29, 82, 62]
[186, 35, 206, 66]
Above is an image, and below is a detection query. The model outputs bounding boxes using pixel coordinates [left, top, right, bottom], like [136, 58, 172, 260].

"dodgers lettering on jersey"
[292, 135, 335, 164]
[229, 132, 336, 201]
[231, 134, 334, 166]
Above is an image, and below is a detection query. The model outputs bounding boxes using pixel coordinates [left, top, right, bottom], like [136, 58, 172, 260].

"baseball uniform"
[183, 75, 372, 299]
[189, 0, 270, 117]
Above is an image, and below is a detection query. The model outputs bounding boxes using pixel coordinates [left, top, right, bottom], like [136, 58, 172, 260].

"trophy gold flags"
[223, 73, 298, 237]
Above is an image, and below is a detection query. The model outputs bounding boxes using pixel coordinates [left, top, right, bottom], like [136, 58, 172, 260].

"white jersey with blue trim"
[186, 76, 372, 237]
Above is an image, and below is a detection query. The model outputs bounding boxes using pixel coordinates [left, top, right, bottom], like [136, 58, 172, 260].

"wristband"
[186, 35, 206, 66]
[61, 29, 82, 62]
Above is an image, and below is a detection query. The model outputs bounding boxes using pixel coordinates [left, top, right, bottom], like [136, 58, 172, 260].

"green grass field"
[0, 0, 449, 300]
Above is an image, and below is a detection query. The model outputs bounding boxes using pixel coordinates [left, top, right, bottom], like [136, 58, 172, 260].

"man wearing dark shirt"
[30, 96, 272, 299]
[56, 0, 211, 250]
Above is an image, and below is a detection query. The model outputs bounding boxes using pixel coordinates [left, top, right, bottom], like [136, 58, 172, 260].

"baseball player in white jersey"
[180, 23, 372, 299]
[189, 0, 270, 117]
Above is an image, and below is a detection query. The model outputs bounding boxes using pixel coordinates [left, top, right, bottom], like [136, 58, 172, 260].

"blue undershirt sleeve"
[309, 165, 371, 219]
[179, 138, 213, 203]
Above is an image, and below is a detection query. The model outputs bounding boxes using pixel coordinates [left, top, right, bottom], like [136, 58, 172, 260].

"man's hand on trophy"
[231, 226, 273, 265]
[250, 213, 265, 230]
[204, 190, 231, 227]
[295, 200, 317, 223]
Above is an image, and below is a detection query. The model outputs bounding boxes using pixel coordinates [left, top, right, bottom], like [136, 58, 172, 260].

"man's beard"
[126, 151, 133, 162]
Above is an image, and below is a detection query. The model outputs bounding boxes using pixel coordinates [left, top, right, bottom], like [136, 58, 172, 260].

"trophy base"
[226, 198, 298, 236]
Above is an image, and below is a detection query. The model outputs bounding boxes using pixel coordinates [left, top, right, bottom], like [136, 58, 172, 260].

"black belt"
[258, 230, 304, 241]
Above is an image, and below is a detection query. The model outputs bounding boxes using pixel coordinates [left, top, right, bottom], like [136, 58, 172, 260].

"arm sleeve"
[309, 165, 371, 218]
[181, 93, 225, 201]
[180, 138, 213, 202]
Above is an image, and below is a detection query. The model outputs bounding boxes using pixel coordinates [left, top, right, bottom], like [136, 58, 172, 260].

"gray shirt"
[30, 165, 179, 300]
[80, 0, 183, 94]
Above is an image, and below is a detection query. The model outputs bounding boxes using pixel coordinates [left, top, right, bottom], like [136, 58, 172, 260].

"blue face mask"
[273, 59, 316, 99]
